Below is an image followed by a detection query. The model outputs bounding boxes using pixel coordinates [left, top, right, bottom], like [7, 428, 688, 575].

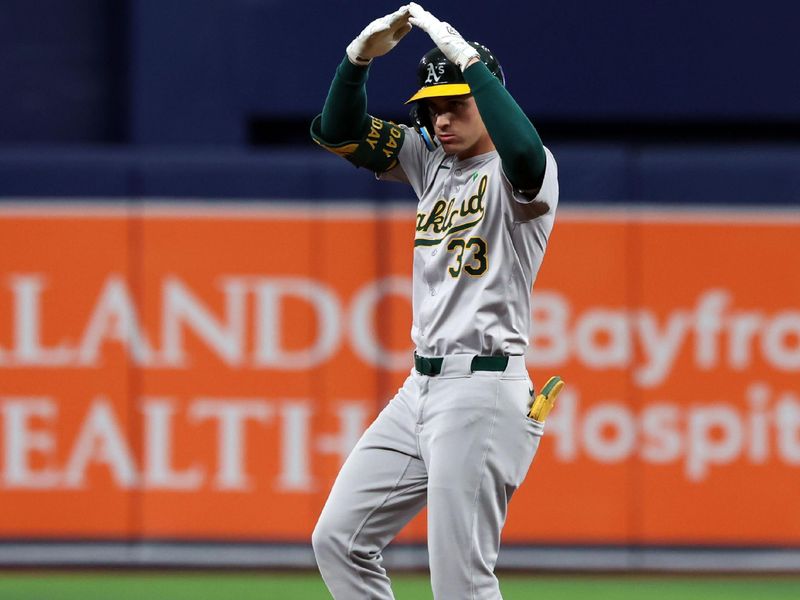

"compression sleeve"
[463, 61, 547, 192]
[319, 56, 371, 142]
[311, 56, 405, 173]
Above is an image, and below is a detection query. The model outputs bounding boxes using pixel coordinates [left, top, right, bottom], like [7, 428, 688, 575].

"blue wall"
[1, 0, 798, 145]
[0, 1, 798, 205]
[0, 0, 125, 143]
[2, 144, 799, 205]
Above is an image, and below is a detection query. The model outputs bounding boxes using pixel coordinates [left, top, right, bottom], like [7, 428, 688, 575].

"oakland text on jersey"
[414, 173, 488, 245]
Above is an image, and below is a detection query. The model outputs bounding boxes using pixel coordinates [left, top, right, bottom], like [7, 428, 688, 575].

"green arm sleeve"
[464, 61, 547, 192]
[319, 56, 371, 143]
[311, 55, 405, 173]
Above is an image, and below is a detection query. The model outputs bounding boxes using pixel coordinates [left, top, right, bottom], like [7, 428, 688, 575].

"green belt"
[414, 353, 509, 376]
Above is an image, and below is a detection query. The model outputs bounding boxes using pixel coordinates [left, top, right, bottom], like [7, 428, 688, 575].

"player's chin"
[438, 137, 460, 152]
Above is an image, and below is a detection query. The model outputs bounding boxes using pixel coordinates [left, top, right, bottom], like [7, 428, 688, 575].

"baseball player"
[310, 4, 561, 598]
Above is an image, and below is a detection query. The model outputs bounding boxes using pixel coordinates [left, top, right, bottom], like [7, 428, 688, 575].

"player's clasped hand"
[346, 5, 413, 66]
[407, 3, 479, 71]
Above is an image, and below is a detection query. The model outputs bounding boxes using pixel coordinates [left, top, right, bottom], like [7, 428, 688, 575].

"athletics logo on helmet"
[405, 42, 505, 104]
[425, 62, 445, 84]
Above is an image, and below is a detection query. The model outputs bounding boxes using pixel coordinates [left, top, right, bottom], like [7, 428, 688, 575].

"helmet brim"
[405, 83, 472, 104]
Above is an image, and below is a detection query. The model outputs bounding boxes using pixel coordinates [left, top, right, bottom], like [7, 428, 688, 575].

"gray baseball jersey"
[313, 129, 559, 600]
[382, 126, 559, 357]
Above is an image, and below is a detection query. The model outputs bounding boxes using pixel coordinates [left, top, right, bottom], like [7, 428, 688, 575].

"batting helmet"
[407, 42, 504, 151]
[406, 42, 505, 104]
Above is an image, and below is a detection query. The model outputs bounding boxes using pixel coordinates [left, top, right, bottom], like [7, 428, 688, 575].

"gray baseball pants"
[312, 354, 544, 599]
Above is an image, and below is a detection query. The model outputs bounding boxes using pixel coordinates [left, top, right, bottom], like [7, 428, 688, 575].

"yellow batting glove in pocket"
[528, 376, 565, 422]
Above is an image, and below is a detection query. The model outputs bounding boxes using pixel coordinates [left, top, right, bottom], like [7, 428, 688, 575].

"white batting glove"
[346, 6, 413, 66]
[407, 3, 479, 71]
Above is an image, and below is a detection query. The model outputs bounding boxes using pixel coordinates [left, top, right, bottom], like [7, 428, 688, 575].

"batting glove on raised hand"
[346, 5, 413, 66]
[408, 3, 479, 71]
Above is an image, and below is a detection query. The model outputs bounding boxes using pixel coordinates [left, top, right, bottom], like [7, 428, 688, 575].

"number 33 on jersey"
[395, 143, 559, 357]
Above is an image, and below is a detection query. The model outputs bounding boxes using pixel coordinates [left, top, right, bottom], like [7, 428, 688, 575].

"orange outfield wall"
[0, 203, 799, 546]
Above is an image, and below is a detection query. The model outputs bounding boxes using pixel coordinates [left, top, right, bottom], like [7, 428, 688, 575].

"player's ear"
[410, 103, 438, 151]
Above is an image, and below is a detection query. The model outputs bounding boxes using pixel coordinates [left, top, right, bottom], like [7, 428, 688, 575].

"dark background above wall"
[1, 0, 798, 146]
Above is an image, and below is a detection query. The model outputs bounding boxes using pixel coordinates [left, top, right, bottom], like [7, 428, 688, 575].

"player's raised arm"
[310, 6, 412, 173]
[408, 3, 548, 198]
